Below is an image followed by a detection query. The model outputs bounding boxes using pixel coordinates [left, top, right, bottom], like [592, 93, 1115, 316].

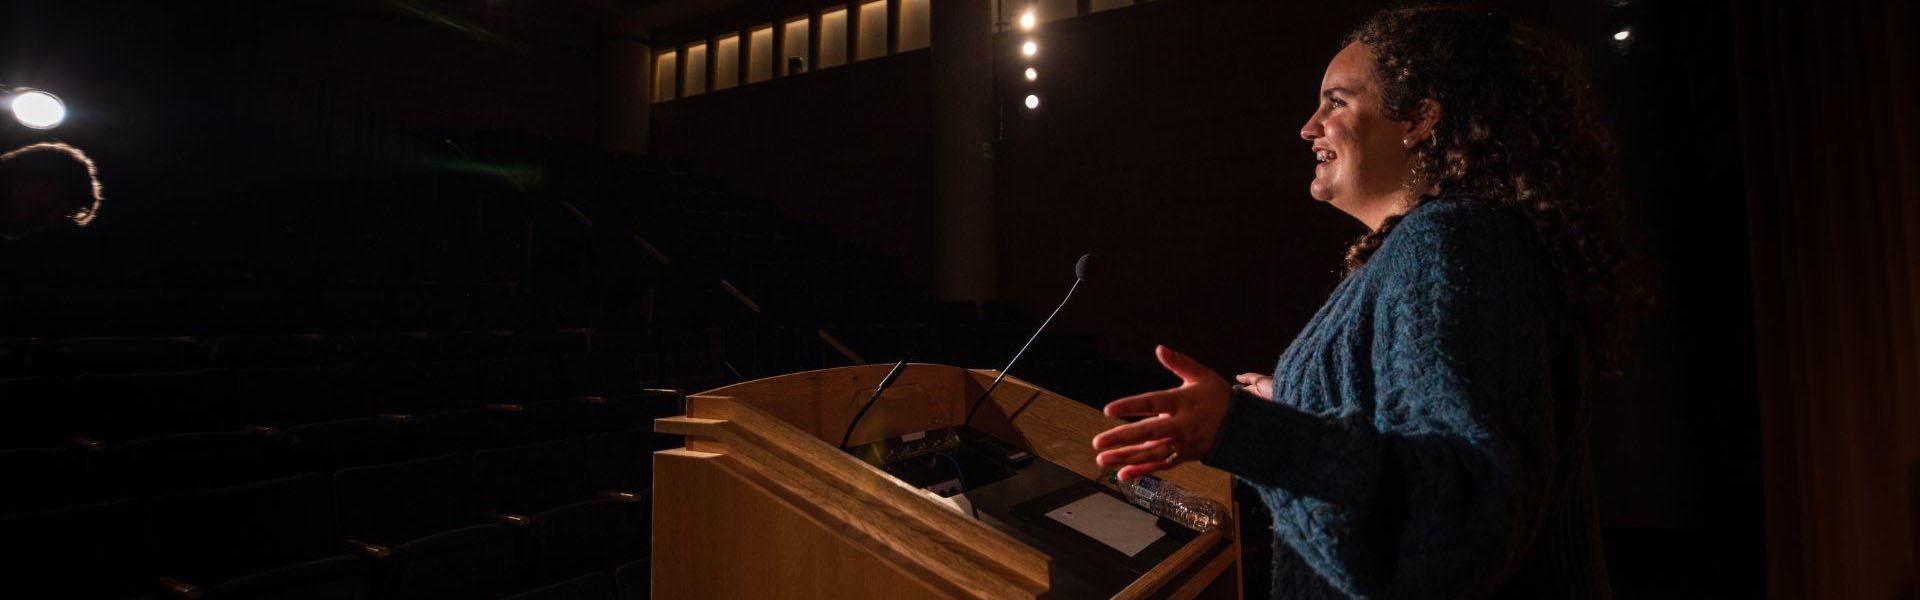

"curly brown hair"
[1339, 6, 1645, 378]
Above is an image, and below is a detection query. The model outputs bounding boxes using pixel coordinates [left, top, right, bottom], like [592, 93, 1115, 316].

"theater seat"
[560, 353, 659, 397]
[113, 431, 291, 495]
[505, 571, 615, 600]
[0, 336, 42, 376]
[527, 391, 681, 441]
[205, 555, 372, 600]
[0, 445, 94, 513]
[582, 428, 652, 494]
[51, 336, 204, 373]
[208, 334, 339, 369]
[419, 406, 532, 455]
[478, 355, 564, 406]
[334, 454, 486, 542]
[70, 369, 239, 442]
[383, 523, 521, 600]
[285, 416, 426, 473]
[613, 558, 650, 600]
[0, 499, 158, 599]
[477, 439, 590, 516]
[147, 475, 371, 599]
[0, 375, 74, 447]
[235, 366, 368, 426]
[517, 328, 592, 358]
[365, 360, 476, 415]
[333, 454, 522, 599]
[522, 496, 649, 586]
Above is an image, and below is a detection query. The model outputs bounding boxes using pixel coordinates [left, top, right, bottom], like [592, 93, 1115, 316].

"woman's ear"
[1404, 99, 1442, 147]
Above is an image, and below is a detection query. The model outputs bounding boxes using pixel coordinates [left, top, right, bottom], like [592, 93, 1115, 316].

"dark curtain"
[1734, 0, 1920, 597]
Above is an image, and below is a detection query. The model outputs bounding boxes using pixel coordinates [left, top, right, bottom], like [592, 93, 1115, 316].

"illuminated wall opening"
[782, 17, 810, 74]
[819, 9, 848, 69]
[899, 0, 931, 52]
[748, 26, 774, 83]
[684, 43, 708, 95]
[856, 0, 888, 61]
[1037, 0, 1077, 23]
[1091, 0, 1131, 12]
[713, 34, 739, 90]
[653, 51, 678, 102]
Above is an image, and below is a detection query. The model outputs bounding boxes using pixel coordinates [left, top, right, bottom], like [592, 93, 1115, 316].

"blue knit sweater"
[1202, 197, 1609, 599]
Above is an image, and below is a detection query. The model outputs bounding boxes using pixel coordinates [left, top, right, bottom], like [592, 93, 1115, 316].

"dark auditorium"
[1, 0, 1913, 598]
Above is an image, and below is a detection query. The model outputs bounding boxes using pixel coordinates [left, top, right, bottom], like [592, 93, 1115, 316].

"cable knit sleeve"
[1202, 201, 1562, 598]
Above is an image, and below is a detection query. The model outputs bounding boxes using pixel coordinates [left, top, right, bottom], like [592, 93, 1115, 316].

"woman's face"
[1300, 43, 1415, 210]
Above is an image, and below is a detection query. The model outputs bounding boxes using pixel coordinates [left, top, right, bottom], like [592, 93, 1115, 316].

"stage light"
[1025, 94, 1040, 109]
[1612, 28, 1632, 41]
[1025, 67, 1038, 81]
[9, 89, 66, 130]
[1019, 10, 1036, 31]
[1022, 40, 1037, 57]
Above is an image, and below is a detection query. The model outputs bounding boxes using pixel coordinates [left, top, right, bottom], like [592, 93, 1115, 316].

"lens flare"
[11, 90, 66, 130]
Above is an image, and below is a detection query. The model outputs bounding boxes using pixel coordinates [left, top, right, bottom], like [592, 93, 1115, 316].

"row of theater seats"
[2, 443, 653, 599]
[0, 329, 613, 373]
[0, 357, 699, 446]
[0, 391, 679, 514]
[0, 328, 683, 598]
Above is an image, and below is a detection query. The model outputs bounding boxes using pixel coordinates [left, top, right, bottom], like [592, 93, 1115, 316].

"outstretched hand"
[1235, 373, 1274, 401]
[1092, 345, 1233, 482]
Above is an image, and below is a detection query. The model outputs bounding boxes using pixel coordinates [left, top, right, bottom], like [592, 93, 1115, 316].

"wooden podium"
[652, 364, 1242, 599]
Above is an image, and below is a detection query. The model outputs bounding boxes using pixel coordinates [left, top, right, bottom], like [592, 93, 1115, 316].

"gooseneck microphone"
[964, 254, 1095, 427]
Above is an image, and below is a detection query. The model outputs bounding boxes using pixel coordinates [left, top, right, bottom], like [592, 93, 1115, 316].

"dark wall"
[994, 0, 1367, 385]
[650, 52, 938, 290]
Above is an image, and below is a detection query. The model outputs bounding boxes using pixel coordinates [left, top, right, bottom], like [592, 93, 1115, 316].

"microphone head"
[1075, 254, 1095, 280]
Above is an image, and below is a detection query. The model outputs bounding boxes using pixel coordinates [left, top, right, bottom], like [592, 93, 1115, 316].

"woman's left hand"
[1092, 345, 1233, 482]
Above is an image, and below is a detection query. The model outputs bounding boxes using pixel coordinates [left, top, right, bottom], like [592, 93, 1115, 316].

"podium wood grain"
[652, 364, 1243, 600]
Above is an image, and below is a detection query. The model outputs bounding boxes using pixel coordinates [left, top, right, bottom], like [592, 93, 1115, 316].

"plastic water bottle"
[1106, 471, 1224, 532]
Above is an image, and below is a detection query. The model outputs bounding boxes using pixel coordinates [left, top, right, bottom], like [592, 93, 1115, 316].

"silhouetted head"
[0, 142, 103, 239]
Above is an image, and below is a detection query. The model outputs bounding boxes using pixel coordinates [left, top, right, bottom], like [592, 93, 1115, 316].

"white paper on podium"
[1044, 492, 1164, 557]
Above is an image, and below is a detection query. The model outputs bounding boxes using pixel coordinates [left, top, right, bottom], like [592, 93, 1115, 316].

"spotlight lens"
[1019, 11, 1036, 30]
[1612, 29, 1631, 41]
[1024, 67, 1038, 81]
[1025, 94, 1040, 109]
[11, 90, 66, 130]
[1021, 41, 1037, 57]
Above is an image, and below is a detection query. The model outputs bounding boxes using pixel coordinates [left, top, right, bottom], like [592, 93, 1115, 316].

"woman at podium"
[1092, 7, 1634, 599]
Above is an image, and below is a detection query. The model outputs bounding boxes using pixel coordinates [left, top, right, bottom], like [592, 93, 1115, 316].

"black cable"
[838, 360, 909, 449]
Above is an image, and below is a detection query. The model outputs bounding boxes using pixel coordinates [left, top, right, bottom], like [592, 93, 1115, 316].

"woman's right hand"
[1234, 373, 1274, 401]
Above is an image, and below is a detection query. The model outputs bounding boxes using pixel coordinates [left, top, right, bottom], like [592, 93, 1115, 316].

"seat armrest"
[598, 490, 649, 503]
[345, 538, 391, 559]
[157, 576, 203, 599]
